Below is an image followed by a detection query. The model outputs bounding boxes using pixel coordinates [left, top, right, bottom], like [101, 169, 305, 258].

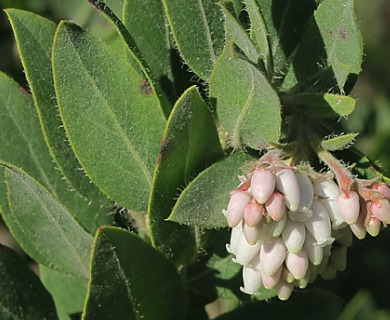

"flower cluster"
[224, 152, 390, 300]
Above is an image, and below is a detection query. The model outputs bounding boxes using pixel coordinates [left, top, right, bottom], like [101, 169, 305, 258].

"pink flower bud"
[304, 232, 323, 266]
[305, 200, 334, 247]
[265, 192, 285, 221]
[226, 191, 252, 227]
[260, 237, 287, 277]
[370, 199, 390, 224]
[295, 172, 314, 214]
[275, 279, 293, 301]
[281, 219, 306, 253]
[337, 191, 360, 225]
[372, 182, 390, 199]
[314, 180, 345, 229]
[275, 169, 300, 211]
[250, 168, 275, 204]
[243, 224, 261, 245]
[262, 265, 282, 289]
[244, 202, 264, 227]
[366, 217, 381, 237]
[285, 249, 309, 280]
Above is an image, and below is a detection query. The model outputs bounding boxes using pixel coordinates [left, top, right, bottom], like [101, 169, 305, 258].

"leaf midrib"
[0, 93, 55, 195]
[59, 27, 153, 186]
[198, 0, 216, 62]
[232, 65, 256, 143]
[7, 169, 91, 279]
[110, 239, 141, 320]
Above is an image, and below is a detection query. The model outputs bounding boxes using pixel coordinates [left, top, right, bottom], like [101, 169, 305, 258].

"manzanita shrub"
[0, 0, 389, 319]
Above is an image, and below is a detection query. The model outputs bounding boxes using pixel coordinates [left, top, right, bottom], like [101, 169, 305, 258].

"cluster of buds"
[224, 151, 390, 300]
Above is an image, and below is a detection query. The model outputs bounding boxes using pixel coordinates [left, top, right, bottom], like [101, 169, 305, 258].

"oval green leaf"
[169, 152, 255, 228]
[82, 226, 186, 320]
[210, 56, 281, 149]
[53, 22, 166, 212]
[163, 0, 224, 80]
[321, 133, 358, 151]
[6, 9, 108, 206]
[0, 246, 58, 320]
[123, 0, 173, 87]
[256, 0, 317, 78]
[0, 72, 112, 234]
[282, 93, 356, 118]
[148, 86, 223, 264]
[244, 0, 270, 74]
[40, 265, 88, 320]
[282, 0, 363, 92]
[220, 3, 259, 64]
[4, 165, 93, 280]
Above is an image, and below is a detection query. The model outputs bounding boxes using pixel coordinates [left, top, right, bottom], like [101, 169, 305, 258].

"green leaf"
[6, 9, 109, 207]
[282, 0, 363, 92]
[0, 245, 58, 320]
[256, 0, 318, 78]
[163, 0, 225, 80]
[40, 266, 87, 320]
[338, 291, 375, 320]
[53, 21, 166, 212]
[82, 226, 186, 320]
[149, 86, 223, 264]
[210, 55, 281, 149]
[169, 152, 255, 228]
[219, 4, 259, 64]
[0, 72, 112, 234]
[321, 133, 358, 151]
[83, 0, 172, 117]
[123, 0, 173, 87]
[215, 289, 343, 319]
[243, 0, 270, 74]
[4, 165, 93, 280]
[282, 93, 356, 118]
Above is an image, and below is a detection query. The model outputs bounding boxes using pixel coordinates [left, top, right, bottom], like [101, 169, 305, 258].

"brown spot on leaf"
[339, 27, 348, 41]
[140, 79, 153, 96]
[328, 29, 334, 37]
[157, 137, 170, 164]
